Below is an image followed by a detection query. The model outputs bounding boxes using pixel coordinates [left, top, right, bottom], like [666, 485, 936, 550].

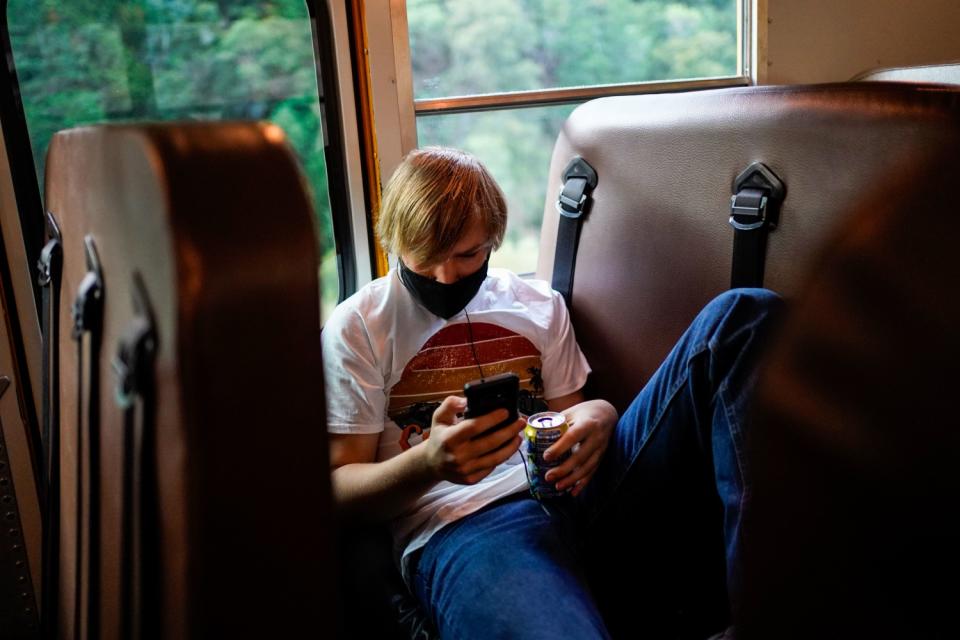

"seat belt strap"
[71, 236, 104, 640]
[38, 212, 63, 483]
[728, 163, 785, 289]
[113, 272, 158, 640]
[37, 211, 63, 640]
[551, 157, 598, 307]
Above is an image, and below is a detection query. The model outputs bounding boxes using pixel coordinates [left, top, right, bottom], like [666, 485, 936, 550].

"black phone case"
[464, 373, 520, 429]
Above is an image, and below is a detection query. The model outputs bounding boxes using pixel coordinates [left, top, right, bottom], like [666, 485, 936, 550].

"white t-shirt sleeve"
[321, 307, 387, 434]
[540, 290, 591, 400]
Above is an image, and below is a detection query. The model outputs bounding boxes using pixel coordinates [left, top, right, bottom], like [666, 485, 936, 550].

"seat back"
[741, 130, 960, 640]
[852, 60, 960, 84]
[536, 82, 960, 411]
[44, 122, 336, 638]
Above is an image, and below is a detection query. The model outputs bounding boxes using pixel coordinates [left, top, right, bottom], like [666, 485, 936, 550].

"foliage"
[7, 0, 336, 306]
[409, 0, 737, 98]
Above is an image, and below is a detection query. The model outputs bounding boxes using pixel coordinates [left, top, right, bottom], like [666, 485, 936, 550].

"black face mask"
[398, 257, 489, 319]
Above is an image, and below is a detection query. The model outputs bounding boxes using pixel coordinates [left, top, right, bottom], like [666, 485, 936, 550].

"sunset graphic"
[388, 323, 545, 450]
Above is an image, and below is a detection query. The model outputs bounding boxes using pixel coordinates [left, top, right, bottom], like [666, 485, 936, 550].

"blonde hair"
[376, 147, 507, 266]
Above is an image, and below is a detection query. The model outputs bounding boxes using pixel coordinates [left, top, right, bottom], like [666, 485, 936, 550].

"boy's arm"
[329, 396, 525, 523]
[329, 432, 438, 523]
[544, 390, 618, 497]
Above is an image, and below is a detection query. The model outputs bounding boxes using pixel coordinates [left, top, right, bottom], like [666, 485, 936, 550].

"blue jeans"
[411, 289, 785, 639]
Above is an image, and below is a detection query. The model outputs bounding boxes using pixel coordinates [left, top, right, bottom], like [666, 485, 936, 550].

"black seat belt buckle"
[551, 156, 598, 307]
[37, 211, 63, 287]
[71, 236, 104, 338]
[729, 188, 770, 231]
[112, 273, 158, 410]
[729, 162, 785, 232]
[557, 177, 589, 219]
[37, 242, 57, 286]
[112, 317, 155, 410]
[555, 157, 598, 220]
[727, 162, 786, 289]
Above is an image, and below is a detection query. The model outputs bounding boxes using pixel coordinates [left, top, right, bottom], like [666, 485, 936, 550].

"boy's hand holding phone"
[464, 373, 520, 436]
[421, 374, 523, 485]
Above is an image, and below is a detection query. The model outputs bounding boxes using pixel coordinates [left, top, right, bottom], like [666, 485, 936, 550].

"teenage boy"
[323, 147, 782, 638]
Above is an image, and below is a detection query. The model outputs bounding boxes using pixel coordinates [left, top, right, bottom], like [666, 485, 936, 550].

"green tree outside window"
[8, 0, 339, 316]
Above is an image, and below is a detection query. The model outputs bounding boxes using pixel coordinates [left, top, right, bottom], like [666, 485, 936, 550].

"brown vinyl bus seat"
[537, 82, 960, 413]
[42, 122, 337, 638]
[536, 82, 960, 636]
[740, 130, 960, 639]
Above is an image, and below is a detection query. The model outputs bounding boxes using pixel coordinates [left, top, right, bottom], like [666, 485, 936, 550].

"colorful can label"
[523, 411, 570, 499]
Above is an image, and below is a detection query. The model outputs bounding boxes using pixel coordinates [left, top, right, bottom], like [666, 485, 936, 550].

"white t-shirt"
[322, 267, 591, 579]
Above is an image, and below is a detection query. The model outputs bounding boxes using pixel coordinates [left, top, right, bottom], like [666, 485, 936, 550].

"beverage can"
[523, 411, 570, 499]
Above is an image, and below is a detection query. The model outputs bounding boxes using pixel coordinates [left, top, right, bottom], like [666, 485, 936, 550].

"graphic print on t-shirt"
[388, 323, 546, 450]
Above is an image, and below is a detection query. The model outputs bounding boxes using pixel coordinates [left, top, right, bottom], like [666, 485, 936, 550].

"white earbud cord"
[463, 309, 549, 515]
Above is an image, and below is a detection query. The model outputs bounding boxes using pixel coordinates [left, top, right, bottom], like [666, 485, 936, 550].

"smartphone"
[463, 372, 520, 437]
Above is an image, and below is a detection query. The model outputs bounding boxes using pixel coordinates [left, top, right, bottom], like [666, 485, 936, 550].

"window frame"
[0, 0, 45, 488]
[0, 0, 50, 614]
[310, 0, 366, 300]
[401, 0, 753, 114]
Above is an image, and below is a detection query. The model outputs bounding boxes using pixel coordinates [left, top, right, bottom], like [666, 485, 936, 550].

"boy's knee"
[696, 289, 785, 348]
[709, 288, 783, 318]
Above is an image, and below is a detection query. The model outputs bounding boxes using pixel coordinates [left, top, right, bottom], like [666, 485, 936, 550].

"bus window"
[406, 0, 746, 275]
[6, 0, 342, 318]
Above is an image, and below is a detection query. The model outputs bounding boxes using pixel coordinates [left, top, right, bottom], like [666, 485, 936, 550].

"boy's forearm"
[331, 444, 440, 523]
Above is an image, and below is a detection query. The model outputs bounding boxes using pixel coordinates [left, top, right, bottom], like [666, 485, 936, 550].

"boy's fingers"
[543, 425, 587, 462]
[464, 434, 523, 474]
[451, 408, 511, 443]
[543, 441, 587, 481]
[570, 475, 594, 497]
[555, 448, 603, 490]
[434, 395, 467, 424]
[544, 438, 599, 483]
[470, 416, 525, 451]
